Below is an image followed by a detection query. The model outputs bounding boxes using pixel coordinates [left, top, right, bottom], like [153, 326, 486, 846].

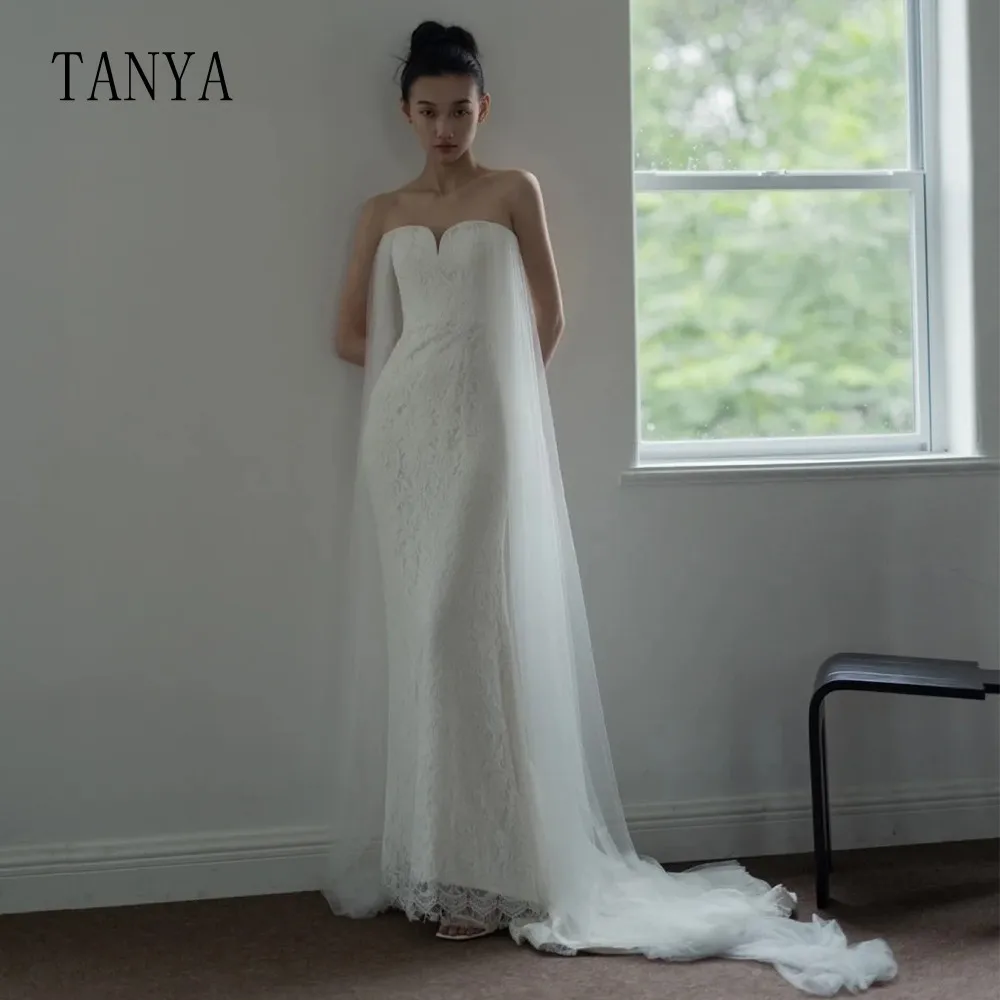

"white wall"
[0, 0, 996, 912]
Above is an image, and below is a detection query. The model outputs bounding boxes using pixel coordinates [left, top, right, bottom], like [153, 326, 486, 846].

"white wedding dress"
[323, 219, 897, 996]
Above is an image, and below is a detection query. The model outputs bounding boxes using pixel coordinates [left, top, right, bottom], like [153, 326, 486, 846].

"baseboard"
[0, 828, 327, 915]
[627, 778, 1000, 863]
[1, 779, 996, 915]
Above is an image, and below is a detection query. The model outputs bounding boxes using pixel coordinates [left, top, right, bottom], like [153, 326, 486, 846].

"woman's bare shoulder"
[491, 167, 540, 187]
[490, 168, 543, 208]
[358, 189, 402, 221]
[352, 189, 410, 243]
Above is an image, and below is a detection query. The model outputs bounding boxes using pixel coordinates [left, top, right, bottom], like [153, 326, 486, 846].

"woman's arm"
[333, 195, 388, 367]
[508, 171, 565, 365]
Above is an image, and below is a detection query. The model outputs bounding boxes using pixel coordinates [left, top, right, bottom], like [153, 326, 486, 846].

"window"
[630, 0, 940, 465]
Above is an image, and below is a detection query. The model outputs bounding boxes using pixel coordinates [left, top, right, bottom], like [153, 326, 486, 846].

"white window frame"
[632, 0, 940, 467]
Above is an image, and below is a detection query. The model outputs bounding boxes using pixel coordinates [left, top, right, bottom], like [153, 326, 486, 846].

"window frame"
[631, 0, 942, 467]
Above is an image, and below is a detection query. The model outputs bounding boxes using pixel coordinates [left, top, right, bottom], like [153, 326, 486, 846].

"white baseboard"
[0, 780, 996, 915]
[0, 828, 327, 916]
[627, 778, 1000, 863]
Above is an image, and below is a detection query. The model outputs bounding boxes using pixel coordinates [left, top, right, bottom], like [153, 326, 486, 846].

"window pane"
[636, 189, 916, 443]
[631, 0, 910, 171]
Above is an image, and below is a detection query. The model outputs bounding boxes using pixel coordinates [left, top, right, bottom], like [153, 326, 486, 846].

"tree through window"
[631, 0, 934, 462]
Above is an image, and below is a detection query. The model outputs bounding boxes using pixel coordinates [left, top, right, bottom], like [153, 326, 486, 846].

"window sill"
[620, 454, 1000, 486]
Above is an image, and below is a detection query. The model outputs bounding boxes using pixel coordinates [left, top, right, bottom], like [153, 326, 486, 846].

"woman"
[324, 20, 897, 996]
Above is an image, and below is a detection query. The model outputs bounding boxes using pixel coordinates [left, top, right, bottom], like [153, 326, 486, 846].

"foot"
[436, 917, 497, 941]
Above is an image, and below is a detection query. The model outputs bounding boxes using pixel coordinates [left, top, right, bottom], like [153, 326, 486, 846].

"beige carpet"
[1, 841, 996, 999]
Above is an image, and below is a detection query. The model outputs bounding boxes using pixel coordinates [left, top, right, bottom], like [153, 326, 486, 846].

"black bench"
[809, 652, 1000, 908]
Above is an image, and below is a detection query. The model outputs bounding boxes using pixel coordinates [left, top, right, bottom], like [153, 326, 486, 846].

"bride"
[324, 20, 897, 996]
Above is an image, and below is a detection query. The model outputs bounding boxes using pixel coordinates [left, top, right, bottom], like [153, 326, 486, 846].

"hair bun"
[409, 20, 478, 60]
[442, 26, 478, 59]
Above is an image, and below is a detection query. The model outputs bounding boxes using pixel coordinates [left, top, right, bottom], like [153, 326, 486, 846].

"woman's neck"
[417, 151, 481, 195]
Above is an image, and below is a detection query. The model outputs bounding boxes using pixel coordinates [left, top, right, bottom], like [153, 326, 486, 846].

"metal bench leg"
[809, 695, 831, 908]
[819, 713, 832, 874]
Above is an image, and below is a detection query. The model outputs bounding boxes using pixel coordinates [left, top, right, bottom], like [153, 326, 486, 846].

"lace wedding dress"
[323, 219, 897, 996]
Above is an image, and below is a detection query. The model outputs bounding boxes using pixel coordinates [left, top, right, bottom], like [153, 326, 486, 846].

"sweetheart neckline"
[378, 220, 516, 254]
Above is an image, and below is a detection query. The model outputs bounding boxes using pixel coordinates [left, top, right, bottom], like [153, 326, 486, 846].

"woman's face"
[402, 74, 489, 162]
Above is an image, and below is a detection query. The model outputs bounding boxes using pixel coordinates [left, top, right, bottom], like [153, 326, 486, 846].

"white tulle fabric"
[323, 220, 897, 996]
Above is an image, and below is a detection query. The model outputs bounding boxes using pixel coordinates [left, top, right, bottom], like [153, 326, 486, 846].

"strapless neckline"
[379, 220, 516, 255]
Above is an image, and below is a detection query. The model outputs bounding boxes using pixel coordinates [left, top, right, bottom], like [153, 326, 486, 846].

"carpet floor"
[1, 840, 996, 999]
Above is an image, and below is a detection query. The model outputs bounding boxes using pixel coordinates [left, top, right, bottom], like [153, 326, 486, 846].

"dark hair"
[397, 20, 484, 102]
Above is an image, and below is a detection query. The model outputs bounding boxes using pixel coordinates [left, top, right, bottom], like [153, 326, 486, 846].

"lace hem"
[383, 869, 547, 929]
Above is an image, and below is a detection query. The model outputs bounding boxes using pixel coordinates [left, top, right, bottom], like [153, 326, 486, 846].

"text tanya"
[51, 52, 232, 101]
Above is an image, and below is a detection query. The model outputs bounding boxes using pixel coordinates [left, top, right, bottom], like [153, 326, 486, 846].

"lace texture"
[384, 869, 546, 929]
[357, 224, 546, 919]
